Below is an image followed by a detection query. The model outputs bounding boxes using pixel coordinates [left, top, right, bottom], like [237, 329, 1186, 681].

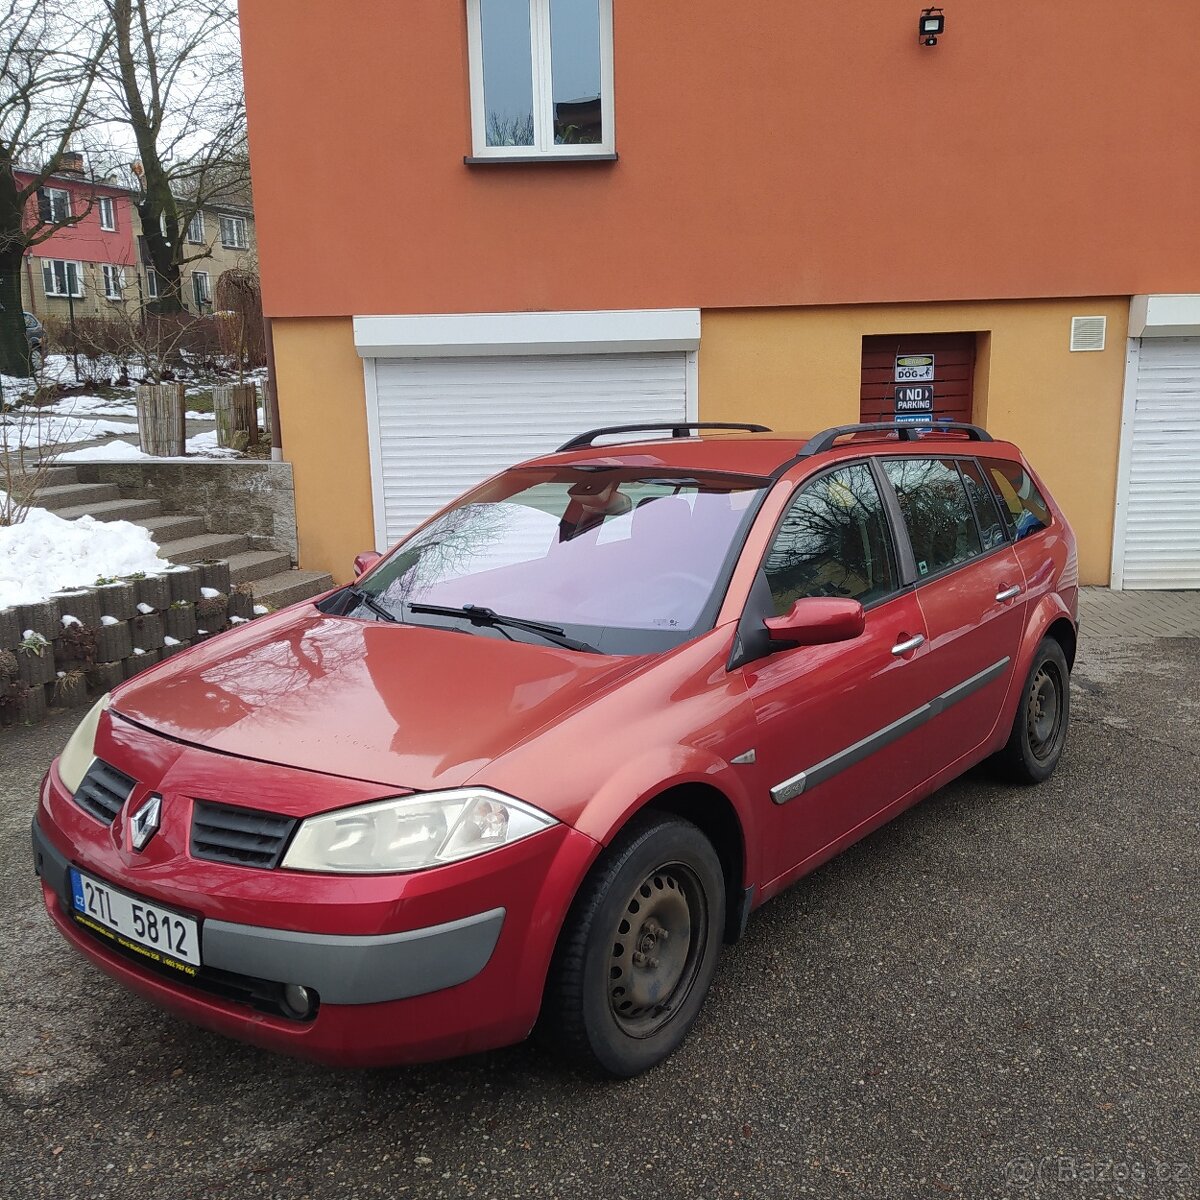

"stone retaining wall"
[73, 461, 298, 559]
[0, 561, 264, 727]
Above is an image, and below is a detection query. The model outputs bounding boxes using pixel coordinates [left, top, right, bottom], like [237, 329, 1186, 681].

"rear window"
[883, 458, 983, 579]
[983, 459, 1051, 541]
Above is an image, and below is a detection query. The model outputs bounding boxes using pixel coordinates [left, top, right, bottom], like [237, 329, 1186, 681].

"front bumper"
[33, 729, 601, 1067]
[32, 819, 506, 1006]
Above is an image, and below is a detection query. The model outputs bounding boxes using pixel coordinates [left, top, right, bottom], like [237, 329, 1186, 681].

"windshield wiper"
[405, 603, 598, 653]
[345, 585, 401, 625]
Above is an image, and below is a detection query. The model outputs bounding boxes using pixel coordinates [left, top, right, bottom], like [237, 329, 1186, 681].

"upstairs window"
[466, 0, 614, 159]
[220, 214, 248, 249]
[98, 196, 116, 231]
[39, 187, 72, 223]
[186, 211, 205, 244]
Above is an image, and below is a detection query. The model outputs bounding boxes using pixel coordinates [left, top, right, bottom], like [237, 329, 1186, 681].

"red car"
[33, 421, 1077, 1077]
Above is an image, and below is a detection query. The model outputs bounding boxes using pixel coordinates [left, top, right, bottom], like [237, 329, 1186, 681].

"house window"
[98, 196, 116, 230]
[466, 0, 614, 159]
[192, 271, 211, 307]
[219, 214, 248, 249]
[146, 269, 159, 299]
[186, 211, 205, 244]
[102, 264, 126, 300]
[40, 187, 72, 222]
[41, 259, 83, 298]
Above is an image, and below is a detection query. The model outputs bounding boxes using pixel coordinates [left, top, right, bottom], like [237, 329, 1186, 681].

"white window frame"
[466, 0, 615, 160]
[186, 210, 205, 244]
[98, 196, 116, 231]
[45, 187, 72, 222]
[192, 270, 211, 306]
[219, 214, 248, 249]
[146, 269, 159, 299]
[101, 264, 126, 300]
[41, 258, 84, 298]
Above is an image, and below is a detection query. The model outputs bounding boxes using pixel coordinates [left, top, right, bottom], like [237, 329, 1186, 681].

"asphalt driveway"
[1, 635, 1196, 1199]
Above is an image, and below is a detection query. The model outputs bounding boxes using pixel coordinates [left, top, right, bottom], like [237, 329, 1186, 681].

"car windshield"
[353, 466, 768, 654]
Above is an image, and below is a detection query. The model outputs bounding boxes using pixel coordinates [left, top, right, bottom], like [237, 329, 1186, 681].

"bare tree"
[0, 0, 110, 377]
[103, 0, 247, 314]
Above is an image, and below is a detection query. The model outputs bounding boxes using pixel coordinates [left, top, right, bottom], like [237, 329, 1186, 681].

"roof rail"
[557, 422, 772, 453]
[797, 421, 993, 457]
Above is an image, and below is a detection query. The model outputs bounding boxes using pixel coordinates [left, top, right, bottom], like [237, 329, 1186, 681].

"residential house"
[165, 197, 257, 316]
[18, 153, 139, 321]
[239, 1, 1200, 589]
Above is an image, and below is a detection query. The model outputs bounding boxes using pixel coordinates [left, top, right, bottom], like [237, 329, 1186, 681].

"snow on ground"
[28, 396, 215, 421]
[1, 414, 142, 452]
[56, 428, 242, 462]
[0, 508, 168, 608]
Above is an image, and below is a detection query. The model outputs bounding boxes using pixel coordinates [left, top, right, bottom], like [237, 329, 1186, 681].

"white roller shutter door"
[370, 351, 689, 545]
[1118, 337, 1200, 589]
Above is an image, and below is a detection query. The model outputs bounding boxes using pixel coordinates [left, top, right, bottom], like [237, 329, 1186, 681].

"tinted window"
[764, 463, 897, 614]
[959, 459, 1008, 550]
[983, 459, 1051, 541]
[884, 458, 983, 578]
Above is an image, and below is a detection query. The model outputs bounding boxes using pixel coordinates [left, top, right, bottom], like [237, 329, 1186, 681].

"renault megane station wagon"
[33, 421, 1077, 1077]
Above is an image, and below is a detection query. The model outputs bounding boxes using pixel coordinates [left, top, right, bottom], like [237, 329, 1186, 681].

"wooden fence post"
[213, 382, 260, 450]
[135, 383, 186, 456]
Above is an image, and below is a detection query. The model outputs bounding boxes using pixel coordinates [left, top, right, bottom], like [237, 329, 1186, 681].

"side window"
[764, 463, 898, 615]
[959, 459, 1008, 550]
[983, 459, 1051, 541]
[884, 458, 983, 578]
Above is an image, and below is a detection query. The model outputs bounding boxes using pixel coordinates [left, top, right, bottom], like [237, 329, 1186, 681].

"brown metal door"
[860, 333, 976, 425]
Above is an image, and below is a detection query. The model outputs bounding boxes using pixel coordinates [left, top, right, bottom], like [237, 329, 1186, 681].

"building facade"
[17, 167, 139, 322]
[239, 0, 1200, 588]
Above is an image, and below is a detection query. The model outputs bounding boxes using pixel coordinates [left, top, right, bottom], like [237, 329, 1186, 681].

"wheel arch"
[637, 782, 750, 943]
[1045, 615, 1077, 669]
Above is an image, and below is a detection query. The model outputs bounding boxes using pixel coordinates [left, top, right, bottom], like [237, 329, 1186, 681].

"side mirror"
[353, 551, 382, 578]
[763, 597, 865, 647]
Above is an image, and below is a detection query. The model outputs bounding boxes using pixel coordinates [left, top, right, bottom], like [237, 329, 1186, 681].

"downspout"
[263, 315, 283, 462]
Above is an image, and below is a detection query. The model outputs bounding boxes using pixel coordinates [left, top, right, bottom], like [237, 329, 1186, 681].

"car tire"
[994, 636, 1070, 784]
[543, 812, 726, 1077]
[29, 346, 44, 371]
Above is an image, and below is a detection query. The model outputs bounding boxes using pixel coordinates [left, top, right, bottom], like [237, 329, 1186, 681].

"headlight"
[281, 788, 557, 874]
[57, 694, 112, 794]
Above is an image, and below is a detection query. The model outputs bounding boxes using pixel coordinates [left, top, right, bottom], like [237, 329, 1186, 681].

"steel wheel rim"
[607, 863, 708, 1039]
[1027, 662, 1063, 760]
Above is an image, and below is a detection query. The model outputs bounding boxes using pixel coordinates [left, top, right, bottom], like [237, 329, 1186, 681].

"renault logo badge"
[129, 795, 162, 852]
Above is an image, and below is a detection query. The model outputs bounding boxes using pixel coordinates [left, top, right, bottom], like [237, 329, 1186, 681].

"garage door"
[369, 351, 689, 544]
[1117, 337, 1200, 589]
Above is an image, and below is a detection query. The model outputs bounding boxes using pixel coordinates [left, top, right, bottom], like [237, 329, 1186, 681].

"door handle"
[995, 584, 1023, 602]
[891, 634, 925, 656]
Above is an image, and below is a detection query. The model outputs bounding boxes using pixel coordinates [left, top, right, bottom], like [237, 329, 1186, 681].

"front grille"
[73, 759, 136, 825]
[191, 800, 296, 869]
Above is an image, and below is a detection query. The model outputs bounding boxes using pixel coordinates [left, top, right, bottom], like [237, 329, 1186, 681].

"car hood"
[112, 609, 649, 791]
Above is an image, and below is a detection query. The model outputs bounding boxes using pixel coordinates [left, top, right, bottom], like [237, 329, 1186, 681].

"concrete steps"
[250, 569, 335, 610]
[19, 461, 333, 608]
[156, 532, 250, 564]
[52, 497, 164, 523]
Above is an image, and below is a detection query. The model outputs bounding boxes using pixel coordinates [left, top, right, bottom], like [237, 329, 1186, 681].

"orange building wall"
[239, 1, 1200, 320]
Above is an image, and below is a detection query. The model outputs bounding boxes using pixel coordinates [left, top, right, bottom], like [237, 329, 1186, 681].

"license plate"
[69, 868, 201, 972]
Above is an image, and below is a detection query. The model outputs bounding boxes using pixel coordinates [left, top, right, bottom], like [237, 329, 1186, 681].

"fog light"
[281, 983, 314, 1019]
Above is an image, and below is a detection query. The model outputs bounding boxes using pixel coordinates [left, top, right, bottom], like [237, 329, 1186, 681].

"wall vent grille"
[1070, 315, 1107, 352]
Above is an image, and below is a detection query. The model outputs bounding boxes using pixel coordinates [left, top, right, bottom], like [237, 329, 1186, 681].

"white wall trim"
[353, 309, 701, 359]
[685, 349, 699, 421]
[361, 356, 389, 552]
[1109, 337, 1141, 590]
[1129, 294, 1200, 338]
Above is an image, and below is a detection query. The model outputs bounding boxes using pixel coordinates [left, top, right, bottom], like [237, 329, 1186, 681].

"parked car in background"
[33, 421, 1078, 1077]
[24, 312, 46, 367]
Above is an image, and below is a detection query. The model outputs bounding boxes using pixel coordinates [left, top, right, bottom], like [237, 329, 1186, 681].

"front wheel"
[993, 637, 1070, 784]
[543, 813, 725, 1077]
